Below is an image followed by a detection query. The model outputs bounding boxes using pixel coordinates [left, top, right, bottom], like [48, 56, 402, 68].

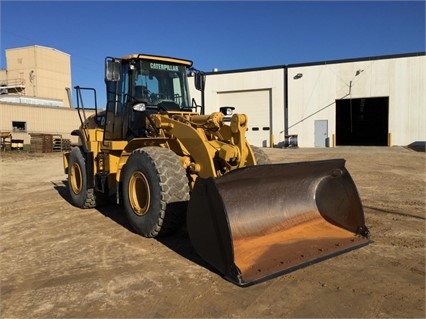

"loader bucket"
[187, 159, 370, 287]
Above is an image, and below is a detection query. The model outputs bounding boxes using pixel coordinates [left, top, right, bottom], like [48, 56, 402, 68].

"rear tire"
[251, 145, 271, 165]
[122, 147, 190, 237]
[68, 147, 96, 208]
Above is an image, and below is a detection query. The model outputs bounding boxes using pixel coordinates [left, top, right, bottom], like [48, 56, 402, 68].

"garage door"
[217, 89, 271, 147]
[336, 97, 389, 146]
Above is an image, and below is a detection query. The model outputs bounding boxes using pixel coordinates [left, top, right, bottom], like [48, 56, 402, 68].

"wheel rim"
[129, 171, 150, 216]
[70, 163, 83, 194]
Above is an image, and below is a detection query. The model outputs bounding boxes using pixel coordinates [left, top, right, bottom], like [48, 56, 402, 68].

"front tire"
[122, 147, 190, 238]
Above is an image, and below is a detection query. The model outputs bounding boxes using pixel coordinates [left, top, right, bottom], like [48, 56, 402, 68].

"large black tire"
[121, 147, 190, 238]
[68, 147, 97, 208]
[251, 145, 272, 165]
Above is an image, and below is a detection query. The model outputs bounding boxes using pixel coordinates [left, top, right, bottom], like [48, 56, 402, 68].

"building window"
[12, 121, 27, 132]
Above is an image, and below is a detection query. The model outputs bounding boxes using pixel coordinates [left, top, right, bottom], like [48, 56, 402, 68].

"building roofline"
[205, 64, 286, 75]
[287, 51, 426, 68]
[205, 51, 426, 75]
[5, 45, 70, 57]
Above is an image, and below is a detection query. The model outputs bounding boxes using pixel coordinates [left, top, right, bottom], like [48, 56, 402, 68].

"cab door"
[104, 61, 130, 141]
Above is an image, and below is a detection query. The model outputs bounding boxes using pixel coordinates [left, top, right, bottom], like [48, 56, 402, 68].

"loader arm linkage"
[154, 111, 255, 178]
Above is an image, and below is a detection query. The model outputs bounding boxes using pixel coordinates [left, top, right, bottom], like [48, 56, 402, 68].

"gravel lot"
[1, 146, 425, 318]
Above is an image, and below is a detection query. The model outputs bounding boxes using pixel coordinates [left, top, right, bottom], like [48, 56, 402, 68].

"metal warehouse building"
[190, 52, 425, 148]
[1, 45, 425, 149]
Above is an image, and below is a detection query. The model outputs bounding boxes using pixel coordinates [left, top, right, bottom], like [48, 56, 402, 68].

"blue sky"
[1, 1, 425, 107]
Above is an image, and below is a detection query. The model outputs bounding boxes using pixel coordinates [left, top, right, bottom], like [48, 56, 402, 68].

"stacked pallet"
[30, 134, 53, 153]
[53, 135, 62, 152]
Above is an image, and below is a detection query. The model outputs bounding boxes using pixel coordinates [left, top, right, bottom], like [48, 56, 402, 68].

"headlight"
[133, 103, 146, 112]
[220, 106, 235, 116]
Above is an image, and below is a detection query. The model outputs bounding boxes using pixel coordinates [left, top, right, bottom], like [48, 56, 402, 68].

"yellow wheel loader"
[63, 53, 370, 286]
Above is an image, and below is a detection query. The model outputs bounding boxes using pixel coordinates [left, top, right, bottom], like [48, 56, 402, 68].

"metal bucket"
[187, 159, 370, 286]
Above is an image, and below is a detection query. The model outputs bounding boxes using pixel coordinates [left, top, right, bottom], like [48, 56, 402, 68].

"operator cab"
[104, 54, 193, 140]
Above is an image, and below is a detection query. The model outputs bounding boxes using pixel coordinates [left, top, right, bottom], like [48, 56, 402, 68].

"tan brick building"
[0, 45, 95, 148]
[0, 45, 72, 107]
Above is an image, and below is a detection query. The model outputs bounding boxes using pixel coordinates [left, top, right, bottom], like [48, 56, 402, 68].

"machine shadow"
[156, 228, 218, 274]
[52, 180, 218, 275]
[53, 180, 132, 230]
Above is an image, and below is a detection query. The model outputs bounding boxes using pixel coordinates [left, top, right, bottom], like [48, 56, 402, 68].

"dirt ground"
[1, 146, 425, 318]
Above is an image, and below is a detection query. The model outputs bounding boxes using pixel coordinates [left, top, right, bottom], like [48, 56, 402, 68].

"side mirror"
[105, 60, 121, 82]
[194, 71, 206, 92]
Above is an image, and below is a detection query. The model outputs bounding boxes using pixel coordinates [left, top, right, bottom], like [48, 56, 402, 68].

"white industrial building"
[190, 52, 425, 148]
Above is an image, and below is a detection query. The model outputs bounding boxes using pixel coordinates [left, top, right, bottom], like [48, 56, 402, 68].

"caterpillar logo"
[150, 63, 178, 71]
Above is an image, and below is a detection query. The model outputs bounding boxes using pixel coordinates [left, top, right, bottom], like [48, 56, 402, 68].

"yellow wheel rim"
[129, 171, 150, 216]
[70, 163, 83, 194]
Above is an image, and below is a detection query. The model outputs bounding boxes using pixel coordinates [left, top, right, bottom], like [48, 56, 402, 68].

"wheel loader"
[63, 53, 370, 287]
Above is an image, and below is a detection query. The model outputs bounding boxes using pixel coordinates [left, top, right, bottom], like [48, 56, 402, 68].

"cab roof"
[119, 53, 193, 66]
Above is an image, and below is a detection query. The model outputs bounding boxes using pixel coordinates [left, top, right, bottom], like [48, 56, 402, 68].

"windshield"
[131, 60, 191, 108]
